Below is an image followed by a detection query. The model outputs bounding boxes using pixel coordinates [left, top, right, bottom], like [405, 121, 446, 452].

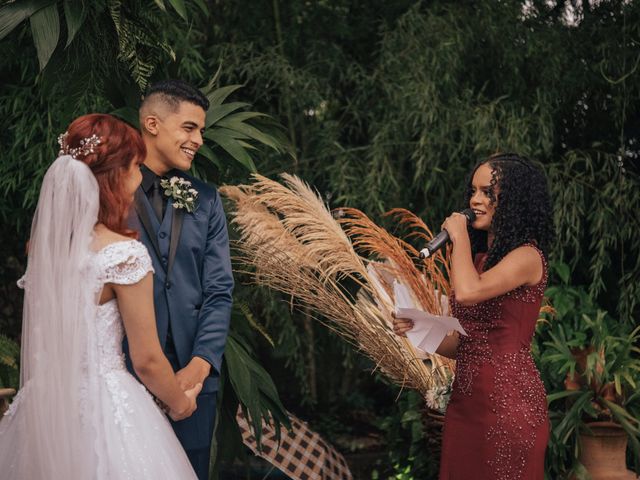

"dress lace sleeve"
[99, 240, 154, 285]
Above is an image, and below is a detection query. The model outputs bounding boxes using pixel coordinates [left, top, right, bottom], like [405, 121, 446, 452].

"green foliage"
[534, 261, 640, 477]
[108, 1, 175, 90]
[0, 1, 52, 42]
[2, 1, 640, 477]
[0, 334, 19, 389]
[0, 35, 109, 232]
[547, 151, 640, 320]
[0, 0, 195, 88]
[209, 0, 639, 321]
[373, 389, 439, 479]
[199, 80, 293, 173]
[211, 304, 291, 479]
[536, 261, 601, 367]
[29, 3, 59, 69]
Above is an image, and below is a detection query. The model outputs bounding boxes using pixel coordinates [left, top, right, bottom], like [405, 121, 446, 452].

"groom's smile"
[141, 99, 206, 174]
[180, 146, 197, 160]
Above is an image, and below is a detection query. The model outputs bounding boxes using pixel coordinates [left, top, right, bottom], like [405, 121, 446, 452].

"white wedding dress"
[0, 239, 197, 479]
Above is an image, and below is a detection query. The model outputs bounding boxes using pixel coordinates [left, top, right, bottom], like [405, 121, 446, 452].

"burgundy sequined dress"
[439, 244, 549, 480]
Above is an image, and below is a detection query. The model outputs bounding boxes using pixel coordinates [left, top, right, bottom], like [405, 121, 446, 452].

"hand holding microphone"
[419, 208, 476, 259]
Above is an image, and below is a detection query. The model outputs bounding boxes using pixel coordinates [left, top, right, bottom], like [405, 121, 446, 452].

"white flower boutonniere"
[160, 176, 199, 213]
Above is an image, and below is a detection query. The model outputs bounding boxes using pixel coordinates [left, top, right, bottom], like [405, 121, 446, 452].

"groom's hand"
[175, 356, 211, 391]
[169, 383, 202, 422]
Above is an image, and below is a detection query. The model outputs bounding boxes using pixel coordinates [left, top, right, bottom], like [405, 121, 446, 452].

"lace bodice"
[90, 240, 154, 373]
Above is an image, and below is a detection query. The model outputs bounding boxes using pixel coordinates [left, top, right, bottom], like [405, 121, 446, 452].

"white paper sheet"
[393, 280, 467, 354]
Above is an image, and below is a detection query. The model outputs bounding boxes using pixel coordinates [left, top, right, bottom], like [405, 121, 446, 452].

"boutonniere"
[160, 176, 199, 213]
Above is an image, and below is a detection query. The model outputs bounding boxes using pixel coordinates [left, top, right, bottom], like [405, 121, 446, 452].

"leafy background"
[1, 0, 638, 478]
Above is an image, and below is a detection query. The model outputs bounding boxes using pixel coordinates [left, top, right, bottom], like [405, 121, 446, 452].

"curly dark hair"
[464, 153, 555, 271]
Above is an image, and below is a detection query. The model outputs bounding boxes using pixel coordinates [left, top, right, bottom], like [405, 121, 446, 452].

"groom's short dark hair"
[143, 79, 209, 112]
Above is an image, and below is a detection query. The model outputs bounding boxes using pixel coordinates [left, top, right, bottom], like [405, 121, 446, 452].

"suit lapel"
[134, 171, 189, 278]
[134, 189, 161, 259]
[167, 202, 184, 279]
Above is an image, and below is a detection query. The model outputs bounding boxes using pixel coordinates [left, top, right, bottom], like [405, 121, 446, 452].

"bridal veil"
[0, 155, 102, 478]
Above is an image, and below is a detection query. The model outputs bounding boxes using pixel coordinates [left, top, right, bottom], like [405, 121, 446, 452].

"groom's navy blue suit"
[126, 166, 233, 479]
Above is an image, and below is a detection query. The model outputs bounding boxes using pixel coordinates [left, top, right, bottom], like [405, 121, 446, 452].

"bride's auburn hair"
[64, 114, 145, 238]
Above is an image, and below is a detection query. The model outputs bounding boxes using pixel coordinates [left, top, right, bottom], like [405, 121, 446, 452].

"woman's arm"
[443, 214, 543, 306]
[113, 274, 200, 421]
[436, 332, 459, 359]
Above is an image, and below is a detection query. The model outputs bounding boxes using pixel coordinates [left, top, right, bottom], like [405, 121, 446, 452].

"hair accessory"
[58, 132, 102, 159]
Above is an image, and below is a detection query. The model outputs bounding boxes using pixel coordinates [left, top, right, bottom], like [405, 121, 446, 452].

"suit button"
[159, 232, 167, 239]
[162, 257, 168, 265]
[165, 282, 171, 289]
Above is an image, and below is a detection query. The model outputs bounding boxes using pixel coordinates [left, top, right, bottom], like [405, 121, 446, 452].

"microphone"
[419, 208, 476, 259]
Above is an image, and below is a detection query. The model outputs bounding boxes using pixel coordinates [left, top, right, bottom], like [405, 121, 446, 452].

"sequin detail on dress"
[487, 349, 548, 479]
[440, 243, 549, 480]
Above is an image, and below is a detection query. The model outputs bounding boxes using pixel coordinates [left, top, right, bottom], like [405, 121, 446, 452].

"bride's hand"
[169, 383, 202, 421]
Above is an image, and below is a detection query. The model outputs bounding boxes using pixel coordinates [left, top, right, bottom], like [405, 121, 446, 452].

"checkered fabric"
[236, 409, 353, 480]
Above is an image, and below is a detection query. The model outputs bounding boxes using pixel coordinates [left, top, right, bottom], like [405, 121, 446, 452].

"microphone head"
[461, 208, 476, 223]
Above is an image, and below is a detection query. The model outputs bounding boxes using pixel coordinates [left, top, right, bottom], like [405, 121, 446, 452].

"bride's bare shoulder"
[91, 224, 135, 252]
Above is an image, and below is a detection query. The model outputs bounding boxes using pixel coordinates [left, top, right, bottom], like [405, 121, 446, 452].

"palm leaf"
[224, 332, 290, 448]
[205, 84, 243, 106]
[191, 0, 208, 16]
[204, 130, 257, 172]
[167, 0, 187, 21]
[0, 0, 53, 41]
[200, 84, 292, 172]
[205, 102, 251, 128]
[216, 117, 282, 152]
[196, 143, 224, 170]
[30, 2, 60, 70]
[62, 0, 85, 47]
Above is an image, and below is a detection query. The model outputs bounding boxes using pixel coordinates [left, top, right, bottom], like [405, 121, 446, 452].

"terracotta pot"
[578, 421, 637, 480]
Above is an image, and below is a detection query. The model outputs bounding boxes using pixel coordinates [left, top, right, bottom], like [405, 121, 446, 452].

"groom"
[126, 79, 234, 479]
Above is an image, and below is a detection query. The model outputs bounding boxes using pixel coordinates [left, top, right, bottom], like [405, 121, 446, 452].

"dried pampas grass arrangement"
[220, 173, 455, 399]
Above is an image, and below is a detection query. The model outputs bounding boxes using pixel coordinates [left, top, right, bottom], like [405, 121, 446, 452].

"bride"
[0, 114, 200, 479]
